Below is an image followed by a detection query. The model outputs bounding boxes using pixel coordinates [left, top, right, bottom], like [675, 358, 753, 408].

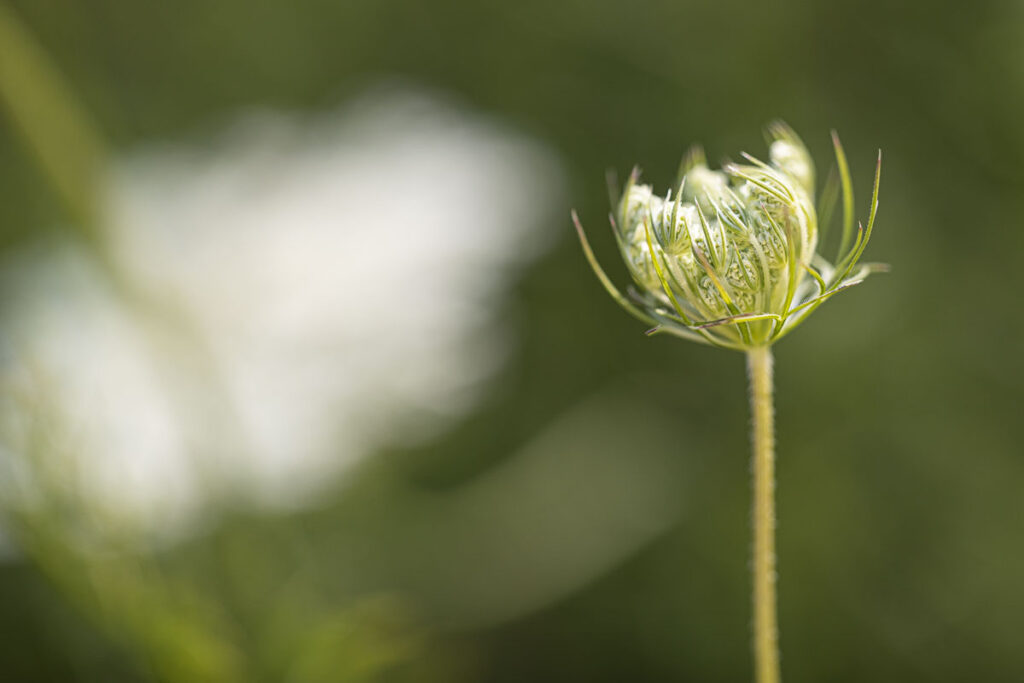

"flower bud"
[575, 123, 883, 350]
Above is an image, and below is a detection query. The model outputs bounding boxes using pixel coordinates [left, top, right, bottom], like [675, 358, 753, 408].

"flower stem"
[747, 345, 780, 683]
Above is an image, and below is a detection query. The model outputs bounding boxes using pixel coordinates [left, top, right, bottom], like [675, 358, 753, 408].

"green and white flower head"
[573, 122, 884, 350]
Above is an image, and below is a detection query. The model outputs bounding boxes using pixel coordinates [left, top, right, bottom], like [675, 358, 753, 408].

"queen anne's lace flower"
[573, 122, 884, 350]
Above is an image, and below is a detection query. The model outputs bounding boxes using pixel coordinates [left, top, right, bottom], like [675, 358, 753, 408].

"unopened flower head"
[573, 122, 884, 350]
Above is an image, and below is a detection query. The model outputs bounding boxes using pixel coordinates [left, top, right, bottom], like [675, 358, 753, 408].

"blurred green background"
[2, 0, 1024, 681]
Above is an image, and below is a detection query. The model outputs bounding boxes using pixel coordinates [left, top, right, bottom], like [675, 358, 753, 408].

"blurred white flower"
[0, 87, 565, 541]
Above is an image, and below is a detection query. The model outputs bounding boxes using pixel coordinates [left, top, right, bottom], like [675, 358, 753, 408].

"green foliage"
[0, 3, 105, 238]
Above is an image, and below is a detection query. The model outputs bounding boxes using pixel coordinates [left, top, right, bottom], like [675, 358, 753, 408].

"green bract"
[573, 123, 884, 350]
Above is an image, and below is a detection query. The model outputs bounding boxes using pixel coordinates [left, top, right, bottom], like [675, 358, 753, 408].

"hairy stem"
[747, 346, 780, 683]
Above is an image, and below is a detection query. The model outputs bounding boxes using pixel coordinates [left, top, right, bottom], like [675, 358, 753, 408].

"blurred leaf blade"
[0, 2, 106, 237]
